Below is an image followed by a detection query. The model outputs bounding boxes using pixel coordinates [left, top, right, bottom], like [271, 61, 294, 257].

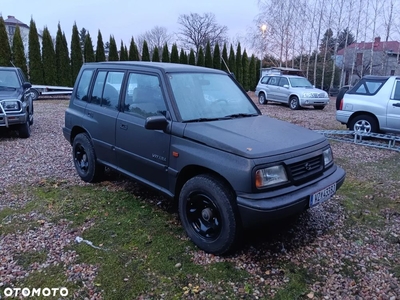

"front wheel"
[289, 96, 300, 110]
[179, 174, 241, 255]
[30, 89, 39, 101]
[258, 93, 267, 105]
[348, 115, 378, 134]
[18, 118, 31, 138]
[72, 133, 104, 182]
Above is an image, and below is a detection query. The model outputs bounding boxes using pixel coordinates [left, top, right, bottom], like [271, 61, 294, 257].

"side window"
[261, 76, 269, 84]
[267, 76, 279, 86]
[123, 73, 166, 118]
[76, 69, 93, 101]
[393, 81, 400, 100]
[90, 71, 123, 109]
[278, 77, 288, 87]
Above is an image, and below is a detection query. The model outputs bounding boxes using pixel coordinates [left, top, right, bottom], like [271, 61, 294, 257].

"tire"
[258, 93, 267, 105]
[30, 89, 39, 101]
[289, 96, 300, 110]
[313, 105, 325, 110]
[348, 115, 378, 134]
[18, 118, 31, 138]
[179, 174, 241, 255]
[72, 133, 104, 183]
[28, 106, 34, 125]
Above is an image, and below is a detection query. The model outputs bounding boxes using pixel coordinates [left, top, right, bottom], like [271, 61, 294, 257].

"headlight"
[323, 147, 333, 167]
[255, 165, 288, 188]
[324, 92, 329, 98]
[0, 100, 20, 111]
[302, 92, 313, 98]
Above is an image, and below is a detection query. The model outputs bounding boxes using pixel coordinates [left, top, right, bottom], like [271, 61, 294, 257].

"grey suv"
[0, 67, 33, 138]
[336, 75, 400, 134]
[255, 75, 329, 110]
[63, 62, 345, 254]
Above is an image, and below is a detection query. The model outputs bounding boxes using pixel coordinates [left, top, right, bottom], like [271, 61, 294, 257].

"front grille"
[310, 92, 327, 98]
[288, 155, 323, 182]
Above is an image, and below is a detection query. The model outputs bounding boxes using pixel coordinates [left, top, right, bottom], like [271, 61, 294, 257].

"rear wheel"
[349, 115, 378, 134]
[258, 93, 267, 105]
[179, 174, 241, 255]
[289, 96, 300, 110]
[72, 133, 104, 182]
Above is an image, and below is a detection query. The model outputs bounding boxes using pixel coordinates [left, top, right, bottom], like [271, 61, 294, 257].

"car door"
[115, 71, 171, 191]
[275, 77, 290, 102]
[83, 70, 125, 168]
[266, 76, 280, 101]
[386, 79, 400, 131]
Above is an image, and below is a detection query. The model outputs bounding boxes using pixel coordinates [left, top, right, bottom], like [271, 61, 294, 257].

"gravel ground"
[1, 95, 399, 299]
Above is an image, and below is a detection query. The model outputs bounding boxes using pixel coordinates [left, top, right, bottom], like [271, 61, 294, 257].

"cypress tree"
[204, 41, 213, 68]
[128, 37, 139, 61]
[242, 49, 249, 91]
[213, 43, 221, 70]
[228, 45, 236, 75]
[162, 43, 169, 62]
[152, 47, 160, 62]
[256, 58, 261, 83]
[95, 30, 106, 62]
[71, 22, 83, 83]
[55, 24, 71, 86]
[188, 49, 196, 65]
[141, 41, 150, 61]
[236, 43, 243, 85]
[84, 32, 95, 63]
[119, 41, 127, 61]
[249, 54, 257, 91]
[221, 43, 228, 72]
[28, 18, 43, 84]
[170, 44, 179, 63]
[179, 49, 187, 64]
[124, 45, 129, 60]
[41, 27, 56, 85]
[0, 17, 12, 66]
[108, 36, 118, 61]
[197, 47, 205, 66]
[12, 26, 28, 76]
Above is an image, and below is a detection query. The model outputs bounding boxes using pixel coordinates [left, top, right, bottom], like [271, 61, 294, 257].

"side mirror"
[283, 84, 289, 89]
[23, 82, 32, 89]
[145, 115, 168, 130]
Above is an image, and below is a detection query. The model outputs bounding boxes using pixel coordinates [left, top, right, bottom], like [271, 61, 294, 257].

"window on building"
[8, 26, 16, 35]
[356, 53, 363, 66]
[391, 70, 395, 76]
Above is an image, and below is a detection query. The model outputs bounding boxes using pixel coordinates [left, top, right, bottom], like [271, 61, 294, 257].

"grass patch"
[272, 264, 311, 300]
[14, 251, 47, 269]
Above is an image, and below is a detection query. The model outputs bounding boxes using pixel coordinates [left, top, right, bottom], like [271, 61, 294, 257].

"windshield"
[289, 77, 313, 88]
[0, 70, 20, 88]
[168, 72, 259, 121]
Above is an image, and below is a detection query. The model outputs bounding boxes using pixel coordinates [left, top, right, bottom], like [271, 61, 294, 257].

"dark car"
[63, 62, 345, 254]
[0, 67, 33, 138]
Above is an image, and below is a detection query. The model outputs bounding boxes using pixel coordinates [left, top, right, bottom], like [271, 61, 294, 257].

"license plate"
[309, 183, 336, 207]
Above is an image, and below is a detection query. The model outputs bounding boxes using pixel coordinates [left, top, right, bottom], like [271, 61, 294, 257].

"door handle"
[120, 123, 128, 130]
[87, 112, 93, 118]
[393, 103, 400, 107]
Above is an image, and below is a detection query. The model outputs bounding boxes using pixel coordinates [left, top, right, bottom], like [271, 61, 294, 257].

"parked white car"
[336, 75, 400, 134]
[255, 75, 329, 110]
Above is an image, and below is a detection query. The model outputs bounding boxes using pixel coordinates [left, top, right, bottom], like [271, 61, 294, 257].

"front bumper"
[0, 99, 27, 127]
[299, 97, 329, 107]
[237, 165, 346, 228]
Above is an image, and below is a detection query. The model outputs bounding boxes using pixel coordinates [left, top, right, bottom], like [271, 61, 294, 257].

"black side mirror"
[145, 115, 168, 130]
[23, 82, 32, 89]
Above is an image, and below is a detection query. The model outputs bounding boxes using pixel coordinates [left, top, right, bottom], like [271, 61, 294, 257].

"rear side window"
[76, 69, 93, 101]
[267, 76, 279, 86]
[90, 70, 124, 110]
[349, 78, 387, 95]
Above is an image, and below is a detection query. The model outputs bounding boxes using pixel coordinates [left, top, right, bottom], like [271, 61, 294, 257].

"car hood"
[183, 115, 326, 158]
[292, 86, 327, 94]
[0, 88, 22, 100]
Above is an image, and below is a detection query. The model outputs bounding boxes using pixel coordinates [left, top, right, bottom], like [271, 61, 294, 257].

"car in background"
[0, 67, 33, 138]
[255, 75, 329, 110]
[336, 75, 400, 134]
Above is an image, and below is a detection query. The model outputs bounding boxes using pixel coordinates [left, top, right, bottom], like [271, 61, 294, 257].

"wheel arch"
[347, 111, 380, 130]
[174, 165, 236, 203]
[70, 126, 90, 144]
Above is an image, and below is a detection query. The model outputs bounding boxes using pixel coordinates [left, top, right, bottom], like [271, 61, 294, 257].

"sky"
[1, 0, 260, 49]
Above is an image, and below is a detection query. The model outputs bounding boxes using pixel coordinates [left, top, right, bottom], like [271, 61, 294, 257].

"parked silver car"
[255, 75, 329, 110]
[336, 75, 400, 134]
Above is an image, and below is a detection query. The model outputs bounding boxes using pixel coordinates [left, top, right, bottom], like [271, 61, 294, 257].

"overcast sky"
[1, 0, 260, 49]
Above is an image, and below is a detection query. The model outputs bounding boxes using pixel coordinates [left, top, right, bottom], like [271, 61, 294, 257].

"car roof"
[0, 67, 19, 71]
[82, 61, 227, 74]
[361, 75, 392, 80]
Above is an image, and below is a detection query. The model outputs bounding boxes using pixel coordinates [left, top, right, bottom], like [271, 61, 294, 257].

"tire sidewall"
[258, 93, 266, 105]
[289, 96, 299, 110]
[349, 115, 378, 133]
[179, 175, 239, 255]
[72, 133, 98, 182]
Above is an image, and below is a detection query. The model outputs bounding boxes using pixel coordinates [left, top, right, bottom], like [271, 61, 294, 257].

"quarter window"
[76, 69, 93, 101]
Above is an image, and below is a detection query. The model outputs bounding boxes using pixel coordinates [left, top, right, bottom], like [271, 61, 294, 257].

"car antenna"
[220, 56, 231, 73]
[10, 61, 16, 67]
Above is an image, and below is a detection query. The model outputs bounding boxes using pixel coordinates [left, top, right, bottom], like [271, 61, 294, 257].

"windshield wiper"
[0, 86, 16, 90]
[223, 113, 258, 119]
[184, 117, 226, 123]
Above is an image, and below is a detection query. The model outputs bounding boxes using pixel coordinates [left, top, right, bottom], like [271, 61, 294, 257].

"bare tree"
[177, 12, 228, 54]
[136, 26, 172, 54]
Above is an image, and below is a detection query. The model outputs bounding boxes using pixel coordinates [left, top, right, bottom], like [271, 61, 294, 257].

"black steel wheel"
[72, 133, 104, 182]
[18, 117, 31, 138]
[179, 174, 240, 255]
